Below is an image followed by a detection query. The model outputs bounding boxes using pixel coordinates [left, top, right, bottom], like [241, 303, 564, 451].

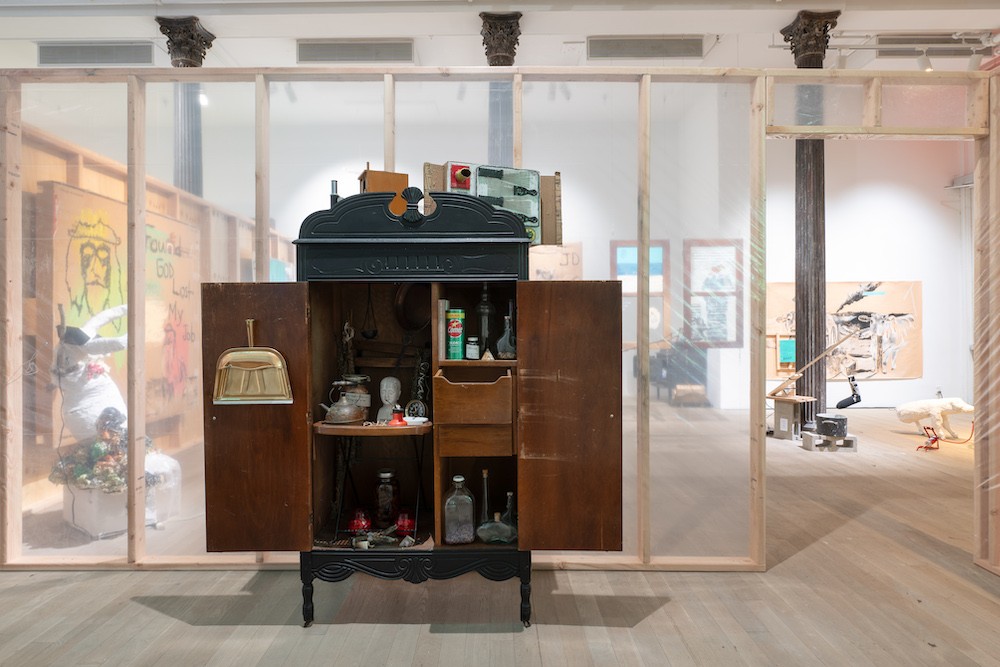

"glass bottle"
[476, 282, 495, 356]
[374, 469, 400, 529]
[496, 314, 516, 360]
[443, 474, 475, 544]
[476, 512, 518, 544]
[479, 469, 490, 527]
[501, 490, 516, 527]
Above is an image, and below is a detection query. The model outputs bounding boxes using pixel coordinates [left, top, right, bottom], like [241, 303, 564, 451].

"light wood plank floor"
[3, 409, 999, 666]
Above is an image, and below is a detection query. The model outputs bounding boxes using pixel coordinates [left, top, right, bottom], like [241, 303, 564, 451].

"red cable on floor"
[917, 422, 975, 451]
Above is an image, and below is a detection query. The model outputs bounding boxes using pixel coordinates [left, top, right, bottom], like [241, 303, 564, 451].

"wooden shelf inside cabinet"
[313, 422, 433, 437]
[437, 359, 517, 368]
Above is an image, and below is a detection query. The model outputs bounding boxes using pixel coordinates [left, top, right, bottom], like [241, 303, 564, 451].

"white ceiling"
[0, 1, 998, 71]
[2, 1, 1000, 11]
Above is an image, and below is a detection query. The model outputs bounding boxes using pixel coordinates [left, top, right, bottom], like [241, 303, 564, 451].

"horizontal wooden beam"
[2, 65, 984, 87]
[768, 126, 987, 140]
[532, 554, 764, 572]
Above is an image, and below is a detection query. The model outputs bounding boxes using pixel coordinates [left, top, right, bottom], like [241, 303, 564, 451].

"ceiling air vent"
[297, 40, 414, 64]
[588, 35, 706, 60]
[38, 41, 154, 67]
[876, 33, 991, 58]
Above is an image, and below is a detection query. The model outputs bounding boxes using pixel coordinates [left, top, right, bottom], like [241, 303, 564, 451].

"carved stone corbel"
[480, 12, 522, 66]
[155, 16, 216, 68]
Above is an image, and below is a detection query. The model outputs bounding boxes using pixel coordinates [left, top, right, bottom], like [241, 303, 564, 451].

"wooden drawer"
[436, 424, 514, 457]
[432, 370, 512, 424]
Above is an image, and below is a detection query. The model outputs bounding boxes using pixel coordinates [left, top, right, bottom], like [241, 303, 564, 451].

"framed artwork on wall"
[611, 241, 669, 350]
[683, 239, 744, 348]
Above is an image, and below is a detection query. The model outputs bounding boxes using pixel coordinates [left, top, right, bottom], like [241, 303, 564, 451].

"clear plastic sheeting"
[396, 81, 493, 185]
[16, 80, 268, 559]
[19, 83, 131, 556]
[648, 82, 753, 557]
[144, 81, 258, 558]
[523, 81, 640, 557]
[771, 79, 982, 131]
[771, 82, 865, 127]
[269, 81, 384, 241]
[1, 66, 994, 570]
[881, 84, 971, 128]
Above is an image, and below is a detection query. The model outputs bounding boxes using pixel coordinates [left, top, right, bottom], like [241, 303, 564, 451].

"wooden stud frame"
[1, 76, 24, 564]
[0, 66, 994, 573]
[974, 76, 1000, 576]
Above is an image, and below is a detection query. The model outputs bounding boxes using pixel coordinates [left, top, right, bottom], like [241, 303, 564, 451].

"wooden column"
[780, 10, 840, 427]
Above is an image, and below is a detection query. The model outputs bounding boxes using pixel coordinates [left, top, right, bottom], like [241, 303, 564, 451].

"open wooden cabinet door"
[201, 282, 313, 552]
[516, 281, 623, 551]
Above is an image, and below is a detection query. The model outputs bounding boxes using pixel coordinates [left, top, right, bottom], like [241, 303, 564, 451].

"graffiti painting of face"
[80, 240, 113, 316]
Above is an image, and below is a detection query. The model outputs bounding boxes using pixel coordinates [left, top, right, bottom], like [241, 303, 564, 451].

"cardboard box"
[529, 243, 582, 281]
[359, 164, 408, 216]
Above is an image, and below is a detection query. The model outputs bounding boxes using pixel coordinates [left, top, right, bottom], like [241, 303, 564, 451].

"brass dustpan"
[213, 319, 293, 405]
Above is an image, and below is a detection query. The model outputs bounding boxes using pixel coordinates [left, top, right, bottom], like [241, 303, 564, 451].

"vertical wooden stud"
[384, 73, 395, 172]
[255, 74, 269, 282]
[126, 74, 148, 563]
[0, 75, 23, 564]
[749, 75, 767, 568]
[862, 77, 883, 128]
[513, 73, 523, 169]
[973, 75, 1000, 574]
[637, 74, 651, 564]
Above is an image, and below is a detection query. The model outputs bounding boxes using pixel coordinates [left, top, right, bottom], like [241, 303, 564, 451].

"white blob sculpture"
[895, 397, 973, 439]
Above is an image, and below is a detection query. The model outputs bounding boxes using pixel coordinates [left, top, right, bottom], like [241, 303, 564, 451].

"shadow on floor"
[133, 570, 671, 629]
[22, 507, 96, 549]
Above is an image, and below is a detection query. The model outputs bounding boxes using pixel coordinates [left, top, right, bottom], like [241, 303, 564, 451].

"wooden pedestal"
[771, 395, 817, 441]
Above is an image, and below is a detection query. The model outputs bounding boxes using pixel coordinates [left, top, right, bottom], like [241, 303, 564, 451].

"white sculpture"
[895, 397, 973, 439]
[376, 375, 402, 423]
[52, 304, 128, 443]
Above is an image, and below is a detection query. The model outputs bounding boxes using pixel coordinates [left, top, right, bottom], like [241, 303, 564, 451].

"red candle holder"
[347, 508, 371, 534]
[396, 509, 416, 535]
[388, 408, 407, 426]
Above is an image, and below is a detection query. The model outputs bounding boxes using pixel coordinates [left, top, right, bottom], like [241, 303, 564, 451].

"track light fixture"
[917, 50, 933, 72]
[835, 50, 849, 69]
[968, 53, 984, 70]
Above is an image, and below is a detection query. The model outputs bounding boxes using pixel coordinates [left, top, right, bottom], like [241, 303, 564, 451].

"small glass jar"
[374, 469, 400, 529]
[443, 474, 475, 544]
[465, 336, 481, 360]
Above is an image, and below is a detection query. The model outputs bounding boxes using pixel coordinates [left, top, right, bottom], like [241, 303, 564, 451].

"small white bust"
[376, 376, 402, 422]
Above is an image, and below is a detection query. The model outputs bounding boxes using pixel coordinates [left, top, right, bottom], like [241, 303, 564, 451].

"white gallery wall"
[766, 139, 974, 408]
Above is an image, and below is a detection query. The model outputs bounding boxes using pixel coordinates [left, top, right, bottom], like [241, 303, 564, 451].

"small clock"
[405, 399, 427, 418]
